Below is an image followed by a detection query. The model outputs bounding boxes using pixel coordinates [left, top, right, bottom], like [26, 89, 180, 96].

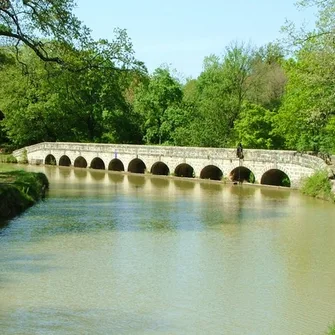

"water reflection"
[89, 169, 106, 181]
[73, 168, 88, 179]
[228, 184, 256, 197]
[108, 172, 124, 184]
[260, 187, 291, 199]
[150, 176, 170, 188]
[1, 165, 335, 335]
[173, 178, 195, 190]
[59, 167, 72, 178]
[127, 174, 147, 187]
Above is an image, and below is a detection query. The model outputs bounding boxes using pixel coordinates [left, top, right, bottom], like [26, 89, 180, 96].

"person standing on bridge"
[236, 143, 243, 159]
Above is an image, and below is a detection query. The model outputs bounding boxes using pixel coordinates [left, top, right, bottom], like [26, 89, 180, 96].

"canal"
[1, 165, 335, 334]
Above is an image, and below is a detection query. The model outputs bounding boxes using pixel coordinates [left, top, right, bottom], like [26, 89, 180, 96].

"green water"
[1, 165, 335, 334]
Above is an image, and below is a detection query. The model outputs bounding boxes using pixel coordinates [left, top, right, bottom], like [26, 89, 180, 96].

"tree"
[277, 0, 335, 153]
[134, 68, 183, 144]
[0, 0, 85, 63]
[0, 43, 144, 147]
[246, 43, 287, 111]
[192, 43, 254, 147]
[0, 1, 144, 74]
[274, 47, 335, 153]
[234, 103, 283, 149]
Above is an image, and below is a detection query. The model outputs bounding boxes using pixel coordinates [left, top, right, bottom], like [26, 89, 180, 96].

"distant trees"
[1, 0, 334, 155]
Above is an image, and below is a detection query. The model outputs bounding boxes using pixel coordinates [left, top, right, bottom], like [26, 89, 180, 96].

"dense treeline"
[0, 0, 334, 155]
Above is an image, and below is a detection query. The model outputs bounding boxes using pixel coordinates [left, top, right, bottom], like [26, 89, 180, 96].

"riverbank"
[0, 170, 49, 220]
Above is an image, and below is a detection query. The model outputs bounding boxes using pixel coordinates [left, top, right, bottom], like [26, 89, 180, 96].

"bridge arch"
[59, 155, 71, 167]
[151, 161, 170, 176]
[175, 163, 194, 178]
[229, 166, 255, 183]
[200, 165, 223, 180]
[261, 169, 291, 187]
[45, 154, 56, 165]
[108, 158, 124, 172]
[74, 156, 87, 168]
[90, 157, 105, 170]
[128, 158, 146, 174]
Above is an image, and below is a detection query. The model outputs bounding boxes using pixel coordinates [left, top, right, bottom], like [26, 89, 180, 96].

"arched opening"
[174, 163, 194, 178]
[200, 165, 223, 180]
[74, 156, 87, 168]
[229, 166, 255, 183]
[108, 158, 124, 171]
[261, 169, 291, 187]
[59, 155, 71, 167]
[128, 158, 146, 174]
[45, 154, 56, 165]
[151, 162, 169, 175]
[90, 157, 105, 170]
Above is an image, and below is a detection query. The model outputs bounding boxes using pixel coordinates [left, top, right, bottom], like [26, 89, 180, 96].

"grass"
[0, 170, 49, 220]
[301, 170, 335, 202]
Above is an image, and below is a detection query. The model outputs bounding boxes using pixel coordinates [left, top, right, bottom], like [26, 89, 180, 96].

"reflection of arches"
[174, 163, 194, 178]
[74, 156, 87, 168]
[59, 155, 71, 167]
[200, 165, 223, 180]
[108, 158, 124, 171]
[74, 169, 87, 178]
[261, 169, 291, 187]
[150, 176, 169, 188]
[90, 170, 105, 181]
[230, 166, 255, 183]
[108, 173, 124, 183]
[151, 162, 169, 175]
[45, 154, 56, 165]
[173, 179, 195, 189]
[90, 157, 105, 170]
[128, 158, 146, 174]
[127, 174, 146, 186]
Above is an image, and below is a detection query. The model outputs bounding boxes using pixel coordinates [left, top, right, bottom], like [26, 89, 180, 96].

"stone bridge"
[13, 142, 329, 188]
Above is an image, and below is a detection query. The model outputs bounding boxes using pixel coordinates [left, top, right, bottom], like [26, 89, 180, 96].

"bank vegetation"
[0, 170, 49, 220]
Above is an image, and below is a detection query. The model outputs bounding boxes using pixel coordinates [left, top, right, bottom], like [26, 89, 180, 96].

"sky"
[74, 0, 317, 79]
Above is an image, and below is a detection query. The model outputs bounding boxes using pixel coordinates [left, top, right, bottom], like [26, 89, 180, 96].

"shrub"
[0, 154, 17, 163]
[301, 170, 334, 202]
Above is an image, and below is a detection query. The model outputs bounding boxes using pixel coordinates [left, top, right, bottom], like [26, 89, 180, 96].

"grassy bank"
[301, 170, 335, 202]
[0, 170, 49, 220]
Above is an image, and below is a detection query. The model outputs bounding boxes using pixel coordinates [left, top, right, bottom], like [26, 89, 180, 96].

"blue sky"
[74, 0, 316, 78]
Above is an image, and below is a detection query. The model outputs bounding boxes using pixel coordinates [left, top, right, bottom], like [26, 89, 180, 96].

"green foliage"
[134, 68, 183, 144]
[274, 46, 335, 153]
[326, 324, 335, 335]
[0, 154, 17, 163]
[301, 170, 334, 201]
[234, 103, 284, 149]
[0, 40, 145, 146]
[0, 170, 49, 219]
